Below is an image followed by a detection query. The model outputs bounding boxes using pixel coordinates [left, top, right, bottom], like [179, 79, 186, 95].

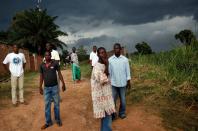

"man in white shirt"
[3, 44, 26, 106]
[46, 43, 60, 63]
[89, 46, 98, 68]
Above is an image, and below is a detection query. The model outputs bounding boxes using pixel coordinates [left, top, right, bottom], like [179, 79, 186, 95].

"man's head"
[113, 43, 122, 57]
[46, 43, 52, 51]
[93, 46, 97, 53]
[72, 47, 76, 53]
[13, 44, 19, 53]
[44, 51, 51, 62]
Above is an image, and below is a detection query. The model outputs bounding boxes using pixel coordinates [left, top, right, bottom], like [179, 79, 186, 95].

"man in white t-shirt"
[3, 44, 26, 106]
[46, 43, 60, 62]
[89, 46, 98, 68]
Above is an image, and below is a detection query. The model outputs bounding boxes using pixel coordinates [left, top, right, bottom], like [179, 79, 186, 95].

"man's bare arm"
[3, 64, 9, 73]
[58, 71, 66, 92]
[23, 63, 26, 69]
[39, 74, 44, 95]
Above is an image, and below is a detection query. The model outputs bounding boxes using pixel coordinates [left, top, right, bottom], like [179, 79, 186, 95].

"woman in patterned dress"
[90, 47, 116, 131]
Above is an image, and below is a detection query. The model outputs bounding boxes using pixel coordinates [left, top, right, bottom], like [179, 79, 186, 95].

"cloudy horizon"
[1, 0, 198, 53]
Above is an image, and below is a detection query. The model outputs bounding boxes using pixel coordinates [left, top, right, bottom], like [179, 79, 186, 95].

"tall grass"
[132, 41, 198, 87]
[129, 41, 198, 130]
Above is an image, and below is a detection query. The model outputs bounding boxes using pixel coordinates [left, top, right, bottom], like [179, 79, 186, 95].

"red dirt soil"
[0, 70, 166, 131]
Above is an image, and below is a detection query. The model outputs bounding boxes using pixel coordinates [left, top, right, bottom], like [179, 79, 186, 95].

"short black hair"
[13, 44, 19, 48]
[114, 43, 121, 49]
[45, 51, 51, 56]
[97, 47, 106, 55]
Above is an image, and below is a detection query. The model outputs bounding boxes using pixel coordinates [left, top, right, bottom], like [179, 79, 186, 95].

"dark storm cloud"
[71, 33, 181, 53]
[0, 0, 36, 30]
[0, 0, 197, 29]
[0, 0, 197, 52]
[67, 35, 118, 52]
[43, 0, 198, 25]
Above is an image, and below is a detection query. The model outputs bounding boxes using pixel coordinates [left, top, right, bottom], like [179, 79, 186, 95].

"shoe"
[57, 122, 62, 127]
[13, 103, 18, 107]
[119, 114, 126, 119]
[112, 113, 117, 121]
[41, 123, 52, 130]
[20, 101, 28, 105]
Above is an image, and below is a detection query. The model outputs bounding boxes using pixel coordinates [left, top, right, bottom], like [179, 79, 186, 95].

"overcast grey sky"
[0, 0, 198, 52]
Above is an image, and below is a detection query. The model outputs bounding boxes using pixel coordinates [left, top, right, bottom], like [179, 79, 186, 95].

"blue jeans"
[112, 86, 126, 117]
[101, 113, 112, 131]
[44, 85, 61, 125]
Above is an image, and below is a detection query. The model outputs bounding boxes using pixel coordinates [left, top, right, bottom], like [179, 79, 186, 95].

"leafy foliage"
[0, 31, 9, 43]
[135, 41, 153, 54]
[175, 29, 196, 46]
[8, 8, 67, 54]
[77, 45, 89, 61]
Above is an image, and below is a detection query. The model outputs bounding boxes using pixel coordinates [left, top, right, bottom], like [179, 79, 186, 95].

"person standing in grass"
[70, 47, 81, 83]
[108, 43, 131, 120]
[39, 51, 66, 130]
[91, 47, 116, 131]
[2, 44, 27, 106]
[89, 45, 99, 68]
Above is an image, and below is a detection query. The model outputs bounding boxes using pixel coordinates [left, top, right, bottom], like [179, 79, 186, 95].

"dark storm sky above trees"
[0, 0, 198, 52]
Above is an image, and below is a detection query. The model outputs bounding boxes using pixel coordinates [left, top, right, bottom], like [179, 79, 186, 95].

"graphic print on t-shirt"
[13, 57, 21, 65]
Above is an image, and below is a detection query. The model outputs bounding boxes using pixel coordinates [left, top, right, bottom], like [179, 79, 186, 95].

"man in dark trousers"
[39, 51, 66, 130]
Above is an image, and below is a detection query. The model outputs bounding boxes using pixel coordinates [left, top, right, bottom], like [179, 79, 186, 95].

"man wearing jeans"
[108, 43, 131, 120]
[45, 43, 62, 101]
[2, 44, 26, 106]
[39, 51, 66, 130]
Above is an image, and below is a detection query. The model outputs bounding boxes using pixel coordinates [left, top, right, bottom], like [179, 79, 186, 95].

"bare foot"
[76, 80, 81, 83]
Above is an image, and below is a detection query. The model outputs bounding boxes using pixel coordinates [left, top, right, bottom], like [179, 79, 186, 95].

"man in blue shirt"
[108, 43, 131, 120]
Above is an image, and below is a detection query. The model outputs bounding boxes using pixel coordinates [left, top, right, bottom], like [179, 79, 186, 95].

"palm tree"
[8, 8, 67, 54]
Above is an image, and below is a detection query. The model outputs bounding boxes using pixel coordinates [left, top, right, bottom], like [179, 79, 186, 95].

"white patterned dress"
[91, 62, 116, 118]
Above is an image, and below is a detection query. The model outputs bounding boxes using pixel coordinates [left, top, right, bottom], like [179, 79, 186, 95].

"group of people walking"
[2, 42, 131, 131]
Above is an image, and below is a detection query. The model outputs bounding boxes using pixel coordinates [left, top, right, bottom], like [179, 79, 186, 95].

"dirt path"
[0, 70, 166, 131]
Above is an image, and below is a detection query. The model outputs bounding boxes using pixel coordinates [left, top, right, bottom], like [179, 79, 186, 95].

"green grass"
[0, 72, 39, 109]
[80, 60, 92, 78]
[128, 42, 198, 130]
